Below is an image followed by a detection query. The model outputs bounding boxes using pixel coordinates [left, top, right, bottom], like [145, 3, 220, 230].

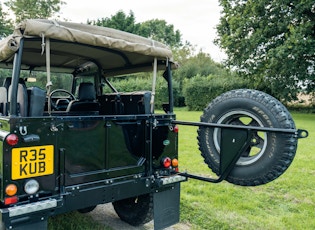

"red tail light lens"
[173, 125, 179, 133]
[162, 157, 172, 168]
[6, 134, 19, 146]
[4, 196, 18, 205]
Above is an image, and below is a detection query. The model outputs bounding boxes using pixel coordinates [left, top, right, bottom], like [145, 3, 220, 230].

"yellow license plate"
[12, 145, 54, 180]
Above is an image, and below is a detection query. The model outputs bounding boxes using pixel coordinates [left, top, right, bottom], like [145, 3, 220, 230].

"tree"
[0, 3, 12, 37]
[216, 0, 315, 101]
[5, 0, 65, 23]
[87, 10, 140, 34]
[139, 19, 182, 48]
[88, 10, 182, 48]
[173, 51, 229, 80]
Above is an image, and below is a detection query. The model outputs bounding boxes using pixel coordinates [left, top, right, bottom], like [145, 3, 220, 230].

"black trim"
[9, 38, 24, 116]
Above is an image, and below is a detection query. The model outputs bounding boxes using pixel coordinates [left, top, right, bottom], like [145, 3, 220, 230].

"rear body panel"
[0, 113, 180, 228]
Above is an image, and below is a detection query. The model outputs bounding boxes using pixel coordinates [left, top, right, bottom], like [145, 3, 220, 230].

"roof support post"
[150, 57, 157, 113]
[9, 39, 24, 116]
[166, 60, 174, 113]
[44, 37, 53, 114]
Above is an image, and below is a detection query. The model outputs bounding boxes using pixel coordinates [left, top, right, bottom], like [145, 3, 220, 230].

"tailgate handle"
[22, 134, 40, 143]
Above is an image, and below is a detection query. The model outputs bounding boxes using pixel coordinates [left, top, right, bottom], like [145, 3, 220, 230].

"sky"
[60, 0, 227, 62]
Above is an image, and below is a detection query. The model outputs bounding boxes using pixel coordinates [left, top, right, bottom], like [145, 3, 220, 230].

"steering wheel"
[48, 89, 76, 111]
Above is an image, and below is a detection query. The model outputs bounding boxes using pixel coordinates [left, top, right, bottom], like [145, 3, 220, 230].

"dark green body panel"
[0, 114, 177, 196]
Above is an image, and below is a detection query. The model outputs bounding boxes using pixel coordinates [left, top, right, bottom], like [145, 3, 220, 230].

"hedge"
[183, 75, 249, 110]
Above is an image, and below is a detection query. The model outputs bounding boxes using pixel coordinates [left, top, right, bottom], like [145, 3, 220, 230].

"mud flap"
[153, 183, 180, 230]
[2, 220, 47, 230]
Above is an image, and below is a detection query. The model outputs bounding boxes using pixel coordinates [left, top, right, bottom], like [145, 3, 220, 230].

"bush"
[183, 75, 249, 110]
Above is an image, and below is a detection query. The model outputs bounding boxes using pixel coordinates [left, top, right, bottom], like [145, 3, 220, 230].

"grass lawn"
[49, 109, 314, 230]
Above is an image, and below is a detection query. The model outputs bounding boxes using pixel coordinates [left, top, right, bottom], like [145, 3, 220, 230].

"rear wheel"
[112, 194, 153, 226]
[198, 89, 297, 186]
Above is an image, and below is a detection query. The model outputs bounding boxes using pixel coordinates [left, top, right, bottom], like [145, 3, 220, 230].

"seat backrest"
[3, 77, 11, 90]
[66, 82, 99, 113]
[78, 82, 97, 101]
[28, 86, 46, 116]
[0, 87, 8, 116]
[8, 83, 28, 116]
[3, 77, 26, 91]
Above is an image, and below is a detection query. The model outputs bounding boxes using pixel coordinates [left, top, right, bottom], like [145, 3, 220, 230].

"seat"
[0, 87, 7, 115]
[3, 77, 26, 91]
[7, 78, 28, 116]
[28, 86, 46, 116]
[66, 82, 99, 113]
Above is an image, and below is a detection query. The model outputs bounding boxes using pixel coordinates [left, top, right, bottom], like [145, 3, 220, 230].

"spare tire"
[198, 89, 297, 186]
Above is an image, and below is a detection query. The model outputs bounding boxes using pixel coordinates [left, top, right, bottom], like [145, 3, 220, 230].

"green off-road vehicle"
[0, 19, 308, 230]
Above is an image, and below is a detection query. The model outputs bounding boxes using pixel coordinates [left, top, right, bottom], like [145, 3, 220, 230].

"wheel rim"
[213, 110, 268, 166]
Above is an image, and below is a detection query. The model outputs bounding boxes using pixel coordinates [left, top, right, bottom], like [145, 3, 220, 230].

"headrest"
[3, 77, 26, 89]
[78, 82, 96, 101]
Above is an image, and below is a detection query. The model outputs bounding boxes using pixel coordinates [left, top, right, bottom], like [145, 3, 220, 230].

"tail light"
[162, 157, 172, 168]
[4, 196, 18, 205]
[5, 184, 18, 205]
[6, 134, 19, 146]
[161, 157, 179, 172]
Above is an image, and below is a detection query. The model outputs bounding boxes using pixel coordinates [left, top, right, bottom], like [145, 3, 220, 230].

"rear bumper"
[6, 199, 58, 217]
[160, 175, 187, 185]
[0, 198, 61, 229]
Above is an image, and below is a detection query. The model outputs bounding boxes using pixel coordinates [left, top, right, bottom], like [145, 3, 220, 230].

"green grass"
[49, 110, 315, 229]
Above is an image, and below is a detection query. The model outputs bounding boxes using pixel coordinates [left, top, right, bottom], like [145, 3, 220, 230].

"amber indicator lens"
[5, 184, 17, 196]
[172, 158, 178, 167]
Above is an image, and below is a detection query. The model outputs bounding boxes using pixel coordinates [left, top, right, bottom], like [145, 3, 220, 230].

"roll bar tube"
[9, 38, 24, 116]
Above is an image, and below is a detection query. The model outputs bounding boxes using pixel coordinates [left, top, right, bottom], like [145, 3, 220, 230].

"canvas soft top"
[0, 19, 175, 76]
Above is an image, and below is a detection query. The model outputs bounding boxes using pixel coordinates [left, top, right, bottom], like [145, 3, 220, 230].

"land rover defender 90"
[0, 19, 307, 230]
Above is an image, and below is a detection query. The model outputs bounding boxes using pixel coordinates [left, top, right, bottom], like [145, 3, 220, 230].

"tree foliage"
[87, 10, 140, 34]
[216, 0, 315, 101]
[173, 51, 229, 80]
[88, 10, 182, 48]
[5, 0, 65, 22]
[139, 19, 181, 48]
[0, 3, 12, 37]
